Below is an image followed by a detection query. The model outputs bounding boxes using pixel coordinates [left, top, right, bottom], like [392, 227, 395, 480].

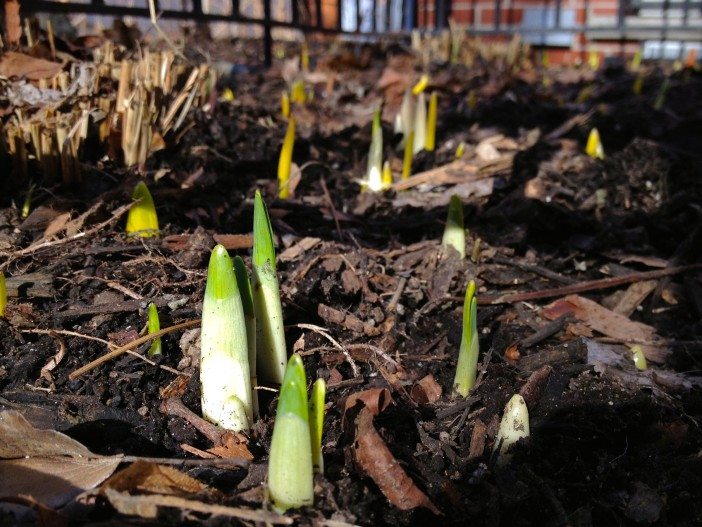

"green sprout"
[631, 345, 648, 371]
[147, 302, 161, 357]
[125, 181, 159, 237]
[654, 78, 670, 111]
[0, 272, 6, 318]
[21, 183, 35, 219]
[234, 255, 259, 418]
[402, 130, 414, 181]
[493, 394, 530, 464]
[200, 244, 252, 432]
[425, 91, 438, 152]
[268, 353, 314, 512]
[453, 280, 479, 397]
[394, 89, 414, 145]
[278, 117, 296, 199]
[308, 378, 326, 474]
[253, 191, 287, 385]
[365, 106, 383, 192]
[442, 195, 465, 258]
[413, 92, 427, 155]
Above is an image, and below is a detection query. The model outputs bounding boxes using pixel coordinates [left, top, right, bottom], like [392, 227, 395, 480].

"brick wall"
[416, 0, 642, 62]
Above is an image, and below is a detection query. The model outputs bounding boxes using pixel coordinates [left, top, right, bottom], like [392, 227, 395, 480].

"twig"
[478, 264, 702, 305]
[520, 314, 572, 348]
[491, 256, 576, 285]
[119, 455, 248, 468]
[1, 203, 133, 270]
[69, 319, 199, 380]
[147, 0, 187, 61]
[296, 323, 359, 377]
[386, 276, 407, 312]
[320, 177, 344, 241]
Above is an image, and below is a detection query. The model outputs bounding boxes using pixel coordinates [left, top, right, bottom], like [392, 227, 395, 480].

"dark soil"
[2, 40, 702, 526]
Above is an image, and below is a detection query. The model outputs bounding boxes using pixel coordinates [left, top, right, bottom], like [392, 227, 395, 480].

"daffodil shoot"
[268, 354, 314, 512]
[200, 244, 252, 432]
[126, 181, 159, 237]
[253, 191, 287, 385]
[454, 280, 479, 397]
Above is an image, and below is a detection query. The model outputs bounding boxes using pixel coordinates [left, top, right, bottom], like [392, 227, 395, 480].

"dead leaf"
[344, 388, 393, 420]
[279, 237, 321, 262]
[354, 408, 440, 514]
[0, 411, 120, 507]
[0, 495, 68, 527]
[410, 374, 442, 405]
[0, 52, 63, 80]
[102, 488, 293, 523]
[43, 213, 72, 239]
[101, 460, 210, 497]
[207, 432, 254, 460]
[542, 295, 669, 363]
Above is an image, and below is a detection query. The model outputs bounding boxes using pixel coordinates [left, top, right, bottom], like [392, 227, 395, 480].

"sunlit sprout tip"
[126, 181, 159, 237]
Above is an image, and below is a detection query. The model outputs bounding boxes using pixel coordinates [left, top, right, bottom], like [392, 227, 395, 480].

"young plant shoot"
[453, 280, 479, 397]
[291, 80, 306, 105]
[0, 272, 6, 317]
[365, 107, 383, 192]
[493, 394, 530, 463]
[425, 91, 438, 151]
[402, 131, 414, 180]
[411, 74, 429, 95]
[309, 378, 326, 474]
[253, 191, 287, 385]
[147, 302, 161, 357]
[281, 91, 290, 119]
[200, 244, 252, 432]
[234, 255, 259, 418]
[455, 141, 466, 159]
[268, 353, 314, 512]
[585, 128, 604, 160]
[631, 345, 648, 371]
[442, 195, 465, 258]
[394, 89, 414, 140]
[382, 160, 393, 189]
[126, 181, 159, 237]
[278, 117, 296, 199]
[413, 92, 427, 155]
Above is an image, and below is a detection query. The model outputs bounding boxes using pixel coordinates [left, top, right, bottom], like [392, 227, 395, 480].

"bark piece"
[354, 408, 440, 514]
[410, 374, 442, 405]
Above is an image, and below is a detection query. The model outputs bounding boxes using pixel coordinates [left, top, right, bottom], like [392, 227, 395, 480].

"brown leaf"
[102, 488, 293, 523]
[0, 52, 63, 80]
[0, 411, 120, 507]
[344, 388, 393, 420]
[410, 374, 442, 405]
[354, 408, 440, 514]
[101, 460, 210, 497]
[542, 295, 669, 363]
[207, 432, 254, 461]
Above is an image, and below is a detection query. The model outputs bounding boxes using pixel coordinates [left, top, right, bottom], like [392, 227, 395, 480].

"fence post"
[263, 0, 273, 66]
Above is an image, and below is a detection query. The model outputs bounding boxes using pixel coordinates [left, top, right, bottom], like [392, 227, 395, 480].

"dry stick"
[296, 323, 359, 377]
[477, 264, 702, 305]
[320, 177, 344, 241]
[491, 255, 576, 285]
[69, 319, 199, 380]
[1, 203, 133, 270]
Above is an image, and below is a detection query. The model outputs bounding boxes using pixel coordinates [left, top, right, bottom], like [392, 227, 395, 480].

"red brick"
[480, 8, 495, 24]
[592, 7, 618, 16]
[451, 9, 475, 24]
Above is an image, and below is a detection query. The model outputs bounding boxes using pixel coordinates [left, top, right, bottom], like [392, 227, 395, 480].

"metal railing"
[19, 0, 414, 65]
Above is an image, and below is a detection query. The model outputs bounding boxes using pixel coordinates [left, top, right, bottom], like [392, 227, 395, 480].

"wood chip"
[353, 408, 440, 514]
